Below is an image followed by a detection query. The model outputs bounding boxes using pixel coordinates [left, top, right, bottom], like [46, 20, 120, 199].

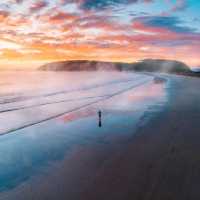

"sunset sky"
[0, 0, 200, 69]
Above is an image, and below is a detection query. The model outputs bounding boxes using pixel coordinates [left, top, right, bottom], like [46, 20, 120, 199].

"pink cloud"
[30, 1, 48, 12]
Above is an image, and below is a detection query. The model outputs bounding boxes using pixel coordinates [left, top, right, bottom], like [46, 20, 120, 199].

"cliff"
[128, 59, 191, 73]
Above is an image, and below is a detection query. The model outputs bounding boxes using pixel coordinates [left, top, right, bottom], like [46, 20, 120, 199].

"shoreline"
[0, 72, 167, 200]
[2, 74, 200, 200]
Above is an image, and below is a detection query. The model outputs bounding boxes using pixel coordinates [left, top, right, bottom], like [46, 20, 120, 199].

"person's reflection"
[62, 107, 96, 123]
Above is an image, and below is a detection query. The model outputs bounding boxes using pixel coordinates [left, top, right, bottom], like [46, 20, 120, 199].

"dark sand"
[1, 74, 200, 200]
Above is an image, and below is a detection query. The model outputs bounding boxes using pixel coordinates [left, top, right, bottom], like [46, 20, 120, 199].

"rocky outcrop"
[128, 59, 191, 73]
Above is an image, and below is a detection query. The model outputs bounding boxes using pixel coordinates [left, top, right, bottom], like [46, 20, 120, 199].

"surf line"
[0, 78, 152, 136]
[0, 77, 142, 105]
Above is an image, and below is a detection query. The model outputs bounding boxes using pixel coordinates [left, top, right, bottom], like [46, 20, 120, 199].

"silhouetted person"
[98, 110, 102, 127]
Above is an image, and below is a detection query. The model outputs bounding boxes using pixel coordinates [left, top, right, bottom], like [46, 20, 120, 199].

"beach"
[0, 72, 200, 200]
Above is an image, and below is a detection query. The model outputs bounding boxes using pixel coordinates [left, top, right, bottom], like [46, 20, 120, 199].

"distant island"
[39, 59, 199, 76]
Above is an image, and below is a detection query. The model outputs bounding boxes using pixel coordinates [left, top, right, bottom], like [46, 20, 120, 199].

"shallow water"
[0, 71, 167, 192]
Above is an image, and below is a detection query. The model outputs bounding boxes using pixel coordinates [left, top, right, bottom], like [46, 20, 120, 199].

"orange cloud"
[0, 10, 9, 22]
[0, 1, 199, 69]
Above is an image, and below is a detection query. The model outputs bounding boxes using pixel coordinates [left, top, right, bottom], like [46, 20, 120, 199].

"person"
[98, 110, 102, 127]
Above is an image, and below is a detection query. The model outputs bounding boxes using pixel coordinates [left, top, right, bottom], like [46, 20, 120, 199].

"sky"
[0, 0, 200, 69]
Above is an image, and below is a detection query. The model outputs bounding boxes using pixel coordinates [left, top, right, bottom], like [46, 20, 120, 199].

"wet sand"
[1, 74, 200, 200]
[79, 74, 200, 200]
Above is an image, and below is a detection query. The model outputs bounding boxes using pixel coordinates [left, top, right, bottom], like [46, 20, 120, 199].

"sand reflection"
[61, 81, 166, 124]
